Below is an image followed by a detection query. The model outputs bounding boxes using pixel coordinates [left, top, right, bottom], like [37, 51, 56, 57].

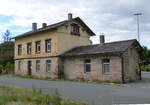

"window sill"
[36, 52, 40, 54]
[46, 51, 51, 53]
[84, 72, 91, 74]
[103, 72, 111, 75]
[71, 32, 80, 36]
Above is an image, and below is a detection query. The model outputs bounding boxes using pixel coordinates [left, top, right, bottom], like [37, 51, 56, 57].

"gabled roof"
[14, 17, 95, 39]
[61, 39, 143, 57]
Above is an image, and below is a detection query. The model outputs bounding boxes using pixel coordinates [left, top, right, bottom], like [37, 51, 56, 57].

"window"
[46, 60, 51, 72]
[84, 59, 91, 73]
[27, 43, 32, 54]
[36, 60, 40, 72]
[18, 61, 21, 70]
[45, 39, 51, 52]
[102, 59, 110, 74]
[35, 41, 40, 53]
[71, 23, 80, 35]
[18, 44, 22, 55]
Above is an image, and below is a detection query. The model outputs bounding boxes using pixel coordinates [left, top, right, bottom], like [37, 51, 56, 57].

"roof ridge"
[73, 39, 137, 48]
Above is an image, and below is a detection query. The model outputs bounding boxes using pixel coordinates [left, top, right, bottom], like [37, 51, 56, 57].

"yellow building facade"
[14, 13, 95, 78]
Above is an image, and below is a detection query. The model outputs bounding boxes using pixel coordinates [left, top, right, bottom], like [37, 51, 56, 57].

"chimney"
[68, 13, 72, 20]
[42, 23, 47, 28]
[100, 33, 105, 45]
[32, 22, 37, 31]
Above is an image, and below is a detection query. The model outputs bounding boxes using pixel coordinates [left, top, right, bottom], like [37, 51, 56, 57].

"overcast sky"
[0, 0, 149, 47]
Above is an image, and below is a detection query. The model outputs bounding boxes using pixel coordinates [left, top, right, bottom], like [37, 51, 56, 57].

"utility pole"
[134, 13, 142, 43]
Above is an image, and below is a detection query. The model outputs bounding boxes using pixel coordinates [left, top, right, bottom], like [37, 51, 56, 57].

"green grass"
[0, 85, 86, 105]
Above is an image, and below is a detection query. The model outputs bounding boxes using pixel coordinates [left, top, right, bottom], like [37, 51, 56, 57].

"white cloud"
[0, 0, 149, 47]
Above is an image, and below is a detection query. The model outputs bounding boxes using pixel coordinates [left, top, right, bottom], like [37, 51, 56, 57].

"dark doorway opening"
[28, 61, 32, 75]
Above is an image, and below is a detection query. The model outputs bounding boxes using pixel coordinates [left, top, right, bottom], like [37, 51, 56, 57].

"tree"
[3, 30, 11, 42]
[5, 62, 14, 74]
[141, 46, 150, 65]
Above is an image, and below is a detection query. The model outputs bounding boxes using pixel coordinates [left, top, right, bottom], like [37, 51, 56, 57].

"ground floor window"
[84, 59, 91, 73]
[36, 60, 40, 72]
[46, 60, 51, 72]
[18, 61, 21, 70]
[102, 59, 110, 74]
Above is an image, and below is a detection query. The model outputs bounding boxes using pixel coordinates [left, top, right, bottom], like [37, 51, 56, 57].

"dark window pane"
[18, 44, 22, 55]
[27, 43, 31, 54]
[36, 41, 40, 53]
[45, 39, 51, 52]
[84, 59, 91, 73]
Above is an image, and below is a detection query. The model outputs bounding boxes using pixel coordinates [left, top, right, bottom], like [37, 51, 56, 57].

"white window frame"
[46, 60, 51, 72]
[27, 43, 31, 54]
[84, 60, 91, 73]
[36, 60, 40, 72]
[46, 40, 51, 52]
[36, 41, 40, 53]
[102, 59, 110, 74]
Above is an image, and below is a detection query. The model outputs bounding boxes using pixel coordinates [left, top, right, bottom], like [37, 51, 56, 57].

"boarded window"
[84, 59, 91, 73]
[36, 60, 40, 72]
[18, 44, 22, 55]
[46, 60, 51, 72]
[102, 59, 110, 74]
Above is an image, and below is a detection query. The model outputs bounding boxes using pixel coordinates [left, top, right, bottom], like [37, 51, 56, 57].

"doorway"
[28, 61, 32, 75]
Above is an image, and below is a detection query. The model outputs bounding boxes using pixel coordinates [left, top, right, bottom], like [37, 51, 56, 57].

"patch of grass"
[0, 85, 86, 105]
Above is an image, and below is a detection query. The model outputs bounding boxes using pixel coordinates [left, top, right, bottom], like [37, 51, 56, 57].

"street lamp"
[134, 13, 142, 43]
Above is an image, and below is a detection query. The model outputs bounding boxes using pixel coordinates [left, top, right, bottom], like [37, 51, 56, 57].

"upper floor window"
[27, 42, 32, 54]
[35, 41, 40, 53]
[46, 60, 51, 72]
[36, 60, 40, 72]
[84, 59, 91, 73]
[102, 59, 110, 74]
[45, 39, 51, 52]
[71, 23, 80, 35]
[18, 44, 22, 56]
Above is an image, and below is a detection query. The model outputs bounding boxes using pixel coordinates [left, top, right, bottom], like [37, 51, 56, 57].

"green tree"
[0, 64, 3, 74]
[141, 46, 150, 65]
[5, 62, 14, 74]
[3, 30, 11, 42]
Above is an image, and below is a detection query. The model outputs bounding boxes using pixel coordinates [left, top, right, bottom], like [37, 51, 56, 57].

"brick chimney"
[68, 13, 72, 20]
[32, 22, 37, 31]
[42, 23, 47, 28]
[100, 33, 105, 45]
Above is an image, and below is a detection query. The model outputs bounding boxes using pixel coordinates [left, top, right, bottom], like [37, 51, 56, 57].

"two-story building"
[14, 13, 143, 83]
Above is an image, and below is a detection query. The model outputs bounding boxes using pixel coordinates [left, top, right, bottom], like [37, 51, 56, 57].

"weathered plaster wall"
[123, 45, 140, 82]
[15, 57, 59, 78]
[63, 55, 122, 83]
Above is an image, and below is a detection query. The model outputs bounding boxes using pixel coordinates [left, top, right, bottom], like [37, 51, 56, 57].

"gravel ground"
[0, 72, 150, 105]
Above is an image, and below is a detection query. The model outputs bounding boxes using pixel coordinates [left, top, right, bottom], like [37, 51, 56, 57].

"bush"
[5, 62, 14, 74]
[0, 64, 3, 74]
[141, 65, 150, 71]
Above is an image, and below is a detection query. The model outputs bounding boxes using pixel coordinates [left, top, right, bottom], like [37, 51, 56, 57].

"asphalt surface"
[0, 72, 150, 105]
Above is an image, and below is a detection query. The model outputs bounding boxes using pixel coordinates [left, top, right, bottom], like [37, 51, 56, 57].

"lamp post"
[134, 13, 142, 43]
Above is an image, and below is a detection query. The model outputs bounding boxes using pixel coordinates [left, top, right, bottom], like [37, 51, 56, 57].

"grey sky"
[0, 0, 149, 47]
